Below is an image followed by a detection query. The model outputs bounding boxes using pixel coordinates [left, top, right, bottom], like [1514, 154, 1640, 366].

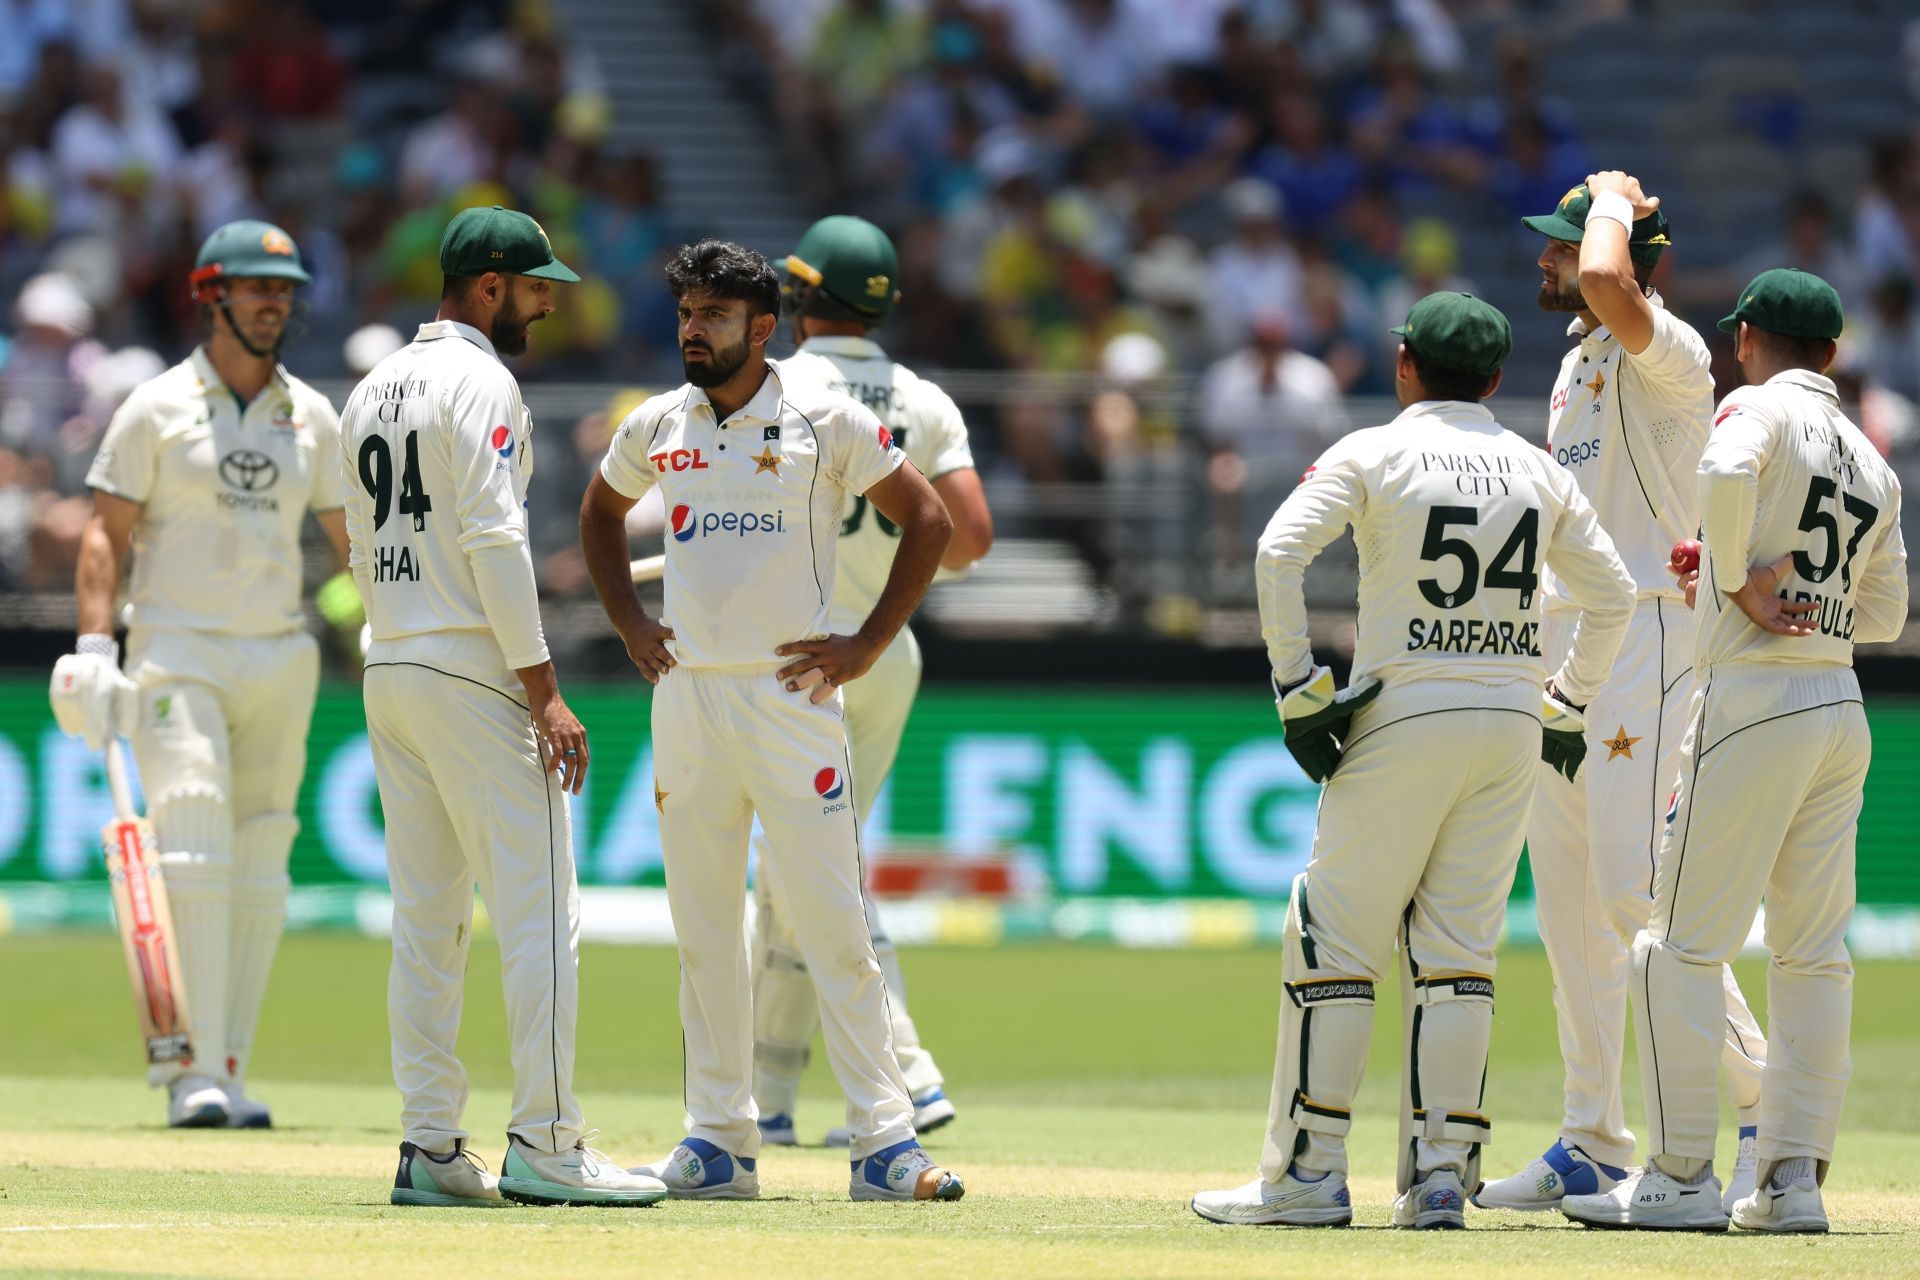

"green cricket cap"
[1522, 183, 1672, 266]
[1391, 291, 1513, 377]
[1718, 267, 1844, 340]
[194, 219, 310, 285]
[780, 214, 901, 318]
[439, 206, 580, 282]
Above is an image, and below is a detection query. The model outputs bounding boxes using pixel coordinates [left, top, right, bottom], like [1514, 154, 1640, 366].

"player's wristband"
[1587, 190, 1635, 235]
[77, 634, 117, 662]
[1545, 680, 1587, 714]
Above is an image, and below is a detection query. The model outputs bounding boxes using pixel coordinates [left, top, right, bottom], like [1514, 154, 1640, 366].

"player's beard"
[491, 294, 539, 356]
[1537, 271, 1587, 314]
[682, 333, 750, 387]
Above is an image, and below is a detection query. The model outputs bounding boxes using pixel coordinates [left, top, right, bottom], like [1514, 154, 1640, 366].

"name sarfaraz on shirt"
[1406, 617, 1542, 656]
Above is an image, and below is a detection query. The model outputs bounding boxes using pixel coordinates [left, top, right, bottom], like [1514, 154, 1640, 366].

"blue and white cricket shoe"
[631, 1137, 760, 1200]
[1191, 1167, 1352, 1227]
[1473, 1140, 1627, 1211]
[1394, 1169, 1468, 1229]
[758, 1113, 798, 1147]
[1722, 1125, 1758, 1213]
[825, 1089, 957, 1148]
[850, 1138, 965, 1201]
[166, 1074, 229, 1129]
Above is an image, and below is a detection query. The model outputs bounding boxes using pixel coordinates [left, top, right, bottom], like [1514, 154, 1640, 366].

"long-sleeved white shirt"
[1258, 398, 1635, 711]
[1697, 368, 1907, 670]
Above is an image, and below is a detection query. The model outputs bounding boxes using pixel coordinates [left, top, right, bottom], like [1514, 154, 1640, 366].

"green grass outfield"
[2, 936, 1917, 1279]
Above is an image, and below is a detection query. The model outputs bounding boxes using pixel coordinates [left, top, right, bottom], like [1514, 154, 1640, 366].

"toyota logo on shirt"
[219, 449, 280, 491]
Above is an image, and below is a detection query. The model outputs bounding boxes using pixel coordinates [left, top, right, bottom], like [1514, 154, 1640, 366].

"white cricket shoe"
[1562, 1165, 1729, 1231]
[1473, 1139, 1627, 1210]
[167, 1074, 230, 1128]
[498, 1133, 668, 1206]
[390, 1140, 507, 1208]
[825, 1088, 957, 1147]
[1731, 1176, 1828, 1233]
[1721, 1126, 1758, 1214]
[850, 1139, 965, 1201]
[1191, 1169, 1352, 1227]
[631, 1137, 760, 1200]
[223, 1079, 271, 1130]
[1393, 1169, 1468, 1230]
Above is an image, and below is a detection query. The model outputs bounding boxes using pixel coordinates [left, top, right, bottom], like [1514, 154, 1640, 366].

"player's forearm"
[1697, 464, 1758, 596]
[467, 541, 550, 670]
[513, 656, 560, 707]
[74, 517, 125, 637]
[857, 501, 951, 650]
[579, 501, 654, 635]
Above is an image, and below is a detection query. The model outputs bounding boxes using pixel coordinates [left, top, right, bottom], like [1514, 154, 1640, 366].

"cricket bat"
[101, 738, 194, 1065]
[629, 554, 665, 585]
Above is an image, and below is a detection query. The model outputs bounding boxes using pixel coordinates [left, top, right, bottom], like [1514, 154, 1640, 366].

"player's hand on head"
[775, 633, 879, 704]
[1585, 170, 1658, 218]
[533, 693, 589, 793]
[1731, 553, 1817, 636]
[620, 616, 676, 684]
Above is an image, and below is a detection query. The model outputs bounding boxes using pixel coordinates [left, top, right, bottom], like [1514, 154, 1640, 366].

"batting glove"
[1277, 665, 1382, 783]
[49, 636, 138, 750]
[1541, 683, 1588, 783]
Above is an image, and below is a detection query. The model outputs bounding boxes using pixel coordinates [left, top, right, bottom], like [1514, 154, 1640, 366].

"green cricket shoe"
[390, 1140, 511, 1208]
[499, 1132, 670, 1207]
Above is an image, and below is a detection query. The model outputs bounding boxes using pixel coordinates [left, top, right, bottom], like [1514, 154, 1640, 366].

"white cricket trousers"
[126, 626, 317, 1087]
[652, 663, 916, 1163]
[1635, 664, 1866, 1169]
[364, 658, 583, 1155]
[752, 626, 945, 1111]
[1528, 599, 1766, 1167]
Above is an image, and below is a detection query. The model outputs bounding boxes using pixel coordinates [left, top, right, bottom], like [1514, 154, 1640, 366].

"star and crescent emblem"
[1605, 726, 1641, 761]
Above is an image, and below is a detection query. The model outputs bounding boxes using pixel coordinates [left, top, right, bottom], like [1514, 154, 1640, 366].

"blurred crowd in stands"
[3, 0, 1919, 624]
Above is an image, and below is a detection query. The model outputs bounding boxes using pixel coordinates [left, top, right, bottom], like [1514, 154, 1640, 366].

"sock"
[1287, 1162, 1330, 1183]
[1771, 1157, 1814, 1188]
[1653, 1155, 1713, 1184]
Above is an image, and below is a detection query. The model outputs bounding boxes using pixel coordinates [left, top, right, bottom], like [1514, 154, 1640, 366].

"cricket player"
[339, 206, 666, 1208]
[1191, 293, 1636, 1229]
[751, 215, 994, 1149]
[1480, 173, 1769, 1213]
[580, 239, 965, 1202]
[51, 221, 343, 1130]
[1565, 270, 1906, 1232]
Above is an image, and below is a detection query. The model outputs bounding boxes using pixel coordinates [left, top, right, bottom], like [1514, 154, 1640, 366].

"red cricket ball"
[1670, 539, 1702, 574]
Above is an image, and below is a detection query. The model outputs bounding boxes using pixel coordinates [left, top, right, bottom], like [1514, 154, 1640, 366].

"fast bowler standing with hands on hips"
[339, 206, 667, 1209]
[52, 221, 346, 1130]
[1563, 269, 1906, 1232]
[1479, 172, 1770, 1213]
[1191, 293, 1635, 1230]
[579, 239, 964, 1203]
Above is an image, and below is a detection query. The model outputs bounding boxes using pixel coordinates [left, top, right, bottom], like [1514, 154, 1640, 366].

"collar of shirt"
[1766, 367, 1840, 402]
[188, 345, 288, 411]
[800, 334, 888, 362]
[1567, 288, 1668, 343]
[414, 318, 498, 360]
[687, 359, 786, 426]
[1393, 398, 1500, 429]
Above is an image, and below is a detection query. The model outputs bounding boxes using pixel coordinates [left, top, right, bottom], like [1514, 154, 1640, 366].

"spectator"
[48, 61, 180, 239]
[579, 149, 679, 352]
[1206, 176, 1305, 351]
[1733, 189, 1868, 317]
[0, 273, 103, 457]
[0, 0, 74, 107]
[234, 6, 349, 119]
[1295, 255, 1382, 395]
[1376, 217, 1475, 372]
[397, 81, 498, 206]
[1247, 89, 1363, 234]
[1489, 110, 1591, 228]
[1855, 134, 1916, 283]
[1851, 275, 1920, 403]
[1005, 0, 1157, 122]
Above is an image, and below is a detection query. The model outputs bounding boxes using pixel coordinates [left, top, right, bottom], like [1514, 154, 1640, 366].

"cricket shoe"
[631, 1137, 760, 1200]
[390, 1140, 507, 1208]
[1721, 1125, 1758, 1214]
[499, 1132, 668, 1206]
[1472, 1139, 1626, 1210]
[1190, 1167, 1352, 1226]
[167, 1073, 230, 1128]
[851, 1139, 965, 1201]
[1393, 1169, 1468, 1230]
[223, 1079, 272, 1130]
[824, 1089, 958, 1147]
[758, 1113, 798, 1147]
[1731, 1174, 1828, 1234]
[1561, 1165, 1728, 1231]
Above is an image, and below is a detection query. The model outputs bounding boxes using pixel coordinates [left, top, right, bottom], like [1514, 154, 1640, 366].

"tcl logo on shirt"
[651, 448, 712, 472]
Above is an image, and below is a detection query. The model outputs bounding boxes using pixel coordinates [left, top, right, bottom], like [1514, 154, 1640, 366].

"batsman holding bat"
[51, 221, 348, 1129]
[1480, 173, 1771, 1213]
[1192, 294, 1635, 1230]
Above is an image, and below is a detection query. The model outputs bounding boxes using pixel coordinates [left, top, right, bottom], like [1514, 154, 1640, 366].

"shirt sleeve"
[823, 397, 908, 495]
[1255, 437, 1367, 684]
[599, 402, 663, 500]
[1542, 462, 1637, 705]
[1630, 306, 1712, 395]
[444, 368, 548, 668]
[305, 393, 348, 512]
[1697, 390, 1775, 596]
[86, 388, 158, 503]
[1852, 473, 1908, 645]
[919, 382, 975, 479]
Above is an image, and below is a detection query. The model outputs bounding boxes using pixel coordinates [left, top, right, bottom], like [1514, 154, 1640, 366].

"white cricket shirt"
[1259, 398, 1635, 710]
[778, 336, 974, 632]
[86, 347, 345, 637]
[599, 358, 907, 669]
[1697, 369, 1906, 670]
[1543, 294, 1713, 607]
[338, 320, 549, 679]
